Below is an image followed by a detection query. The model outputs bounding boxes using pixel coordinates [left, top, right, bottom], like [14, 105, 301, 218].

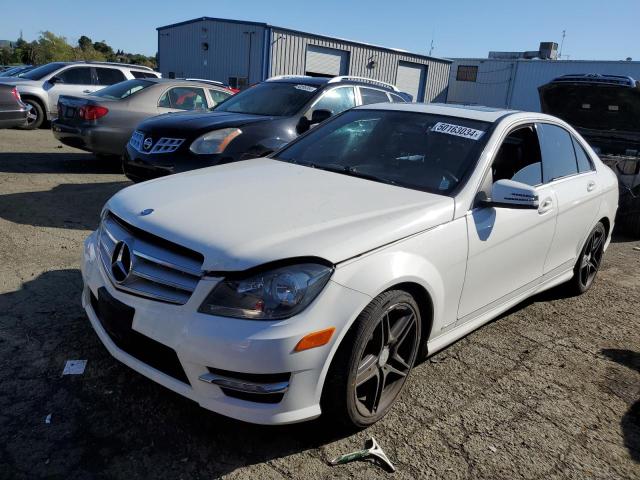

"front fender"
[331, 218, 468, 338]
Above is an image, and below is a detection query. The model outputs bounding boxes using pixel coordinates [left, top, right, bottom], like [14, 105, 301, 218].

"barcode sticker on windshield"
[295, 84, 317, 92]
[431, 122, 485, 140]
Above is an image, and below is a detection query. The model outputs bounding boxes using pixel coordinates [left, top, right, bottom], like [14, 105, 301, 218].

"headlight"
[189, 128, 242, 155]
[198, 263, 333, 320]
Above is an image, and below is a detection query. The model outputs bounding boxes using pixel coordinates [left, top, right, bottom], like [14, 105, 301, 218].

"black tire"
[566, 222, 606, 295]
[321, 290, 422, 429]
[19, 98, 44, 130]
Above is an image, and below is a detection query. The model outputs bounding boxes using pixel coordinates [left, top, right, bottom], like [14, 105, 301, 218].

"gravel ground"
[0, 129, 638, 480]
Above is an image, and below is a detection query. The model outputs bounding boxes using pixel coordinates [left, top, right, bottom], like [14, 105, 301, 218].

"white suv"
[81, 103, 618, 427]
[0, 61, 159, 129]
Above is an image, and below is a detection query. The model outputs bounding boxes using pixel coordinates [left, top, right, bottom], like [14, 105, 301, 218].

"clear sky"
[2, 0, 639, 61]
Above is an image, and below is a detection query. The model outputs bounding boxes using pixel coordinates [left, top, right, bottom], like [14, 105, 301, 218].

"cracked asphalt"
[0, 129, 638, 479]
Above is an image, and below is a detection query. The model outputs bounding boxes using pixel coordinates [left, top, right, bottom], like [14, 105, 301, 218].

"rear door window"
[95, 68, 126, 85]
[208, 89, 232, 108]
[158, 87, 207, 110]
[537, 123, 579, 182]
[360, 87, 391, 105]
[57, 67, 93, 85]
[310, 87, 355, 116]
[572, 136, 594, 173]
[389, 93, 407, 103]
[131, 70, 158, 79]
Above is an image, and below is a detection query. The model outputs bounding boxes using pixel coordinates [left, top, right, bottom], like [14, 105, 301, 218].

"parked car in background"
[0, 65, 34, 78]
[0, 61, 160, 129]
[82, 103, 617, 427]
[539, 74, 640, 236]
[0, 84, 29, 128]
[123, 75, 409, 182]
[52, 78, 234, 158]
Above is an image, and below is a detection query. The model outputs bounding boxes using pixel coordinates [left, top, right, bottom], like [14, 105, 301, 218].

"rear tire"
[321, 290, 421, 429]
[566, 222, 606, 295]
[618, 195, 640, 238]
[19, 99, 44, 130]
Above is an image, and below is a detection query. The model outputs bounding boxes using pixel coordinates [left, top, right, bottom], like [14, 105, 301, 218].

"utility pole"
[559, 30, 566, 59]
[428, 29, 435, 56]
[244, 31, 255, 86]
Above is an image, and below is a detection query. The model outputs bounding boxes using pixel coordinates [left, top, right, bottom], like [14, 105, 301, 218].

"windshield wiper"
[301, 162, 398, 187]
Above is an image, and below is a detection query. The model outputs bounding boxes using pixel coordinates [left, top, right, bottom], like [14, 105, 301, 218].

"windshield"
[214, 82, 318, 116]
[275, 109, 493, 195]
[93, 79, 153, 99]
[19, 62, 66, 80]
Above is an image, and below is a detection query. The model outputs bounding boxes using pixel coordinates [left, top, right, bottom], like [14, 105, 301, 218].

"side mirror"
[310, 109, 332, 125]
[48, 76, 61, 85]
[483, 179, 539, 209]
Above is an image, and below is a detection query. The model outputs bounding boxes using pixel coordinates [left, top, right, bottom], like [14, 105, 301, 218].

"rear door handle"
[587, 180, 596, 192]
[538, 197, 553, 214]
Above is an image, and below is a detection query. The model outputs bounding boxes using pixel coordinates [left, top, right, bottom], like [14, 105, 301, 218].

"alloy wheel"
[25, 105, 38, 125]
[354, 302, 420, 418]
[579, 226, 605, 290]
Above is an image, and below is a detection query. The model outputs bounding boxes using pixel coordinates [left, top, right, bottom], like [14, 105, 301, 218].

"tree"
[78, 35, 92, 51]
[93, 41, 114, 58]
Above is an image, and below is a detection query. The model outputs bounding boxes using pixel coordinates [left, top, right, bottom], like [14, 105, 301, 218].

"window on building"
[456, 65, 478, 82]
[228, 76, 248, 90]
[95, 67, 126, 86]
[57, 67, 93, 85]
[360, 87, 391, 105]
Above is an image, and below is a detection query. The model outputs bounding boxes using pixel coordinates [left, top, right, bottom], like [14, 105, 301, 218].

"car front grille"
[129, 130, 144, 151]
[129, 130, 185, 154]
[97, 212, 204, 305]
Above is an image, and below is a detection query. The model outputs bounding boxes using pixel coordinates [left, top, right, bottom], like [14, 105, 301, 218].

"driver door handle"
[587, 180, 596, 192]
[538, 197, 553, 214]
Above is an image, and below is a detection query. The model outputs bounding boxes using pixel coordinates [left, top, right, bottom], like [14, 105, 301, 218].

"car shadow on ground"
[600, 349, 640, 463]
[0, 269, 350, 478]
[0, 152, 122, 175]
[0, 181, 130, 230]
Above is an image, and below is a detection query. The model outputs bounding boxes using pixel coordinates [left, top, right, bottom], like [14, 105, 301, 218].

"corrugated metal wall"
[158, 19, 266, 84]
[447, 59, 640, 111]
[268, 28, 451, 102]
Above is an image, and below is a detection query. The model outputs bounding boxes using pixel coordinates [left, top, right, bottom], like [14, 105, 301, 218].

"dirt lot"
[0, 129, 638, 480]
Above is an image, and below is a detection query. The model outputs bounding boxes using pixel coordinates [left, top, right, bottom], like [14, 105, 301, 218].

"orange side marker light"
[294, 327, 336, 352]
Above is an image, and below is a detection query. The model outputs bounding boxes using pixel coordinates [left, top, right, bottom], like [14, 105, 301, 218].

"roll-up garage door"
[396, 61, 427, 102]
[305, 45, 349, 77]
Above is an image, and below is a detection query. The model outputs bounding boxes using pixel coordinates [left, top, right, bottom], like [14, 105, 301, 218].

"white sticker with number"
[431, 122, 485, 140]
[295, 84, 317, 92]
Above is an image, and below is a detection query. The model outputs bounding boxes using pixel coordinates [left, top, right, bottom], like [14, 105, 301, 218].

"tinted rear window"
[20, 62, 66, 80]
[93, 79, 153, 99]
[131, 70, 158, 79]
[538, 123, 579, 182]
[95, 67, 126, 85]
[214, 82, 318, 116]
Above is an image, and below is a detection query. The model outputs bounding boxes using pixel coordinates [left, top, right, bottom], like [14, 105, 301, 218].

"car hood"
[136, 110, 277, 136]
[106, 158, 454, 271]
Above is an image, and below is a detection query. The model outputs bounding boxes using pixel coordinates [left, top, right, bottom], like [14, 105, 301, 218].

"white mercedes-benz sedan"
[81, 103, 618, 427]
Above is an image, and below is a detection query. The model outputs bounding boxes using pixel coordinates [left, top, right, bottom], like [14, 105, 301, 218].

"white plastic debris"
[488, 445, 497, 453]
[62, 360, 87, 375]
[45, 414, 51, 424]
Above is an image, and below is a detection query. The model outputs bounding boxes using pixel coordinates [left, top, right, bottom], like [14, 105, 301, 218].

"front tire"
[567, 222, 606, 295]
[322, 290, 421, 429]
[19, 99, 44, 130]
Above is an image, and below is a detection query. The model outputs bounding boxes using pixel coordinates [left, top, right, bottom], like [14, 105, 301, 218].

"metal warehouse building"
[447, 58, 640, 111]
[157, 17, 451, 102]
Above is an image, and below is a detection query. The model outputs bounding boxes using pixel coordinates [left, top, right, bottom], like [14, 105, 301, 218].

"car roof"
[355, 102, 520, 122]
[265, 75, 402, 92]
[143, 78, 231, 88]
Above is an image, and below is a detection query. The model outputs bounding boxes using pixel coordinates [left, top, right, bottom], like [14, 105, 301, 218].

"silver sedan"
[51, 78, 234, 157]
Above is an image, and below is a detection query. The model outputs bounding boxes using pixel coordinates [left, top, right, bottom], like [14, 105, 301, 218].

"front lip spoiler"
[198, 372, 290, 394]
